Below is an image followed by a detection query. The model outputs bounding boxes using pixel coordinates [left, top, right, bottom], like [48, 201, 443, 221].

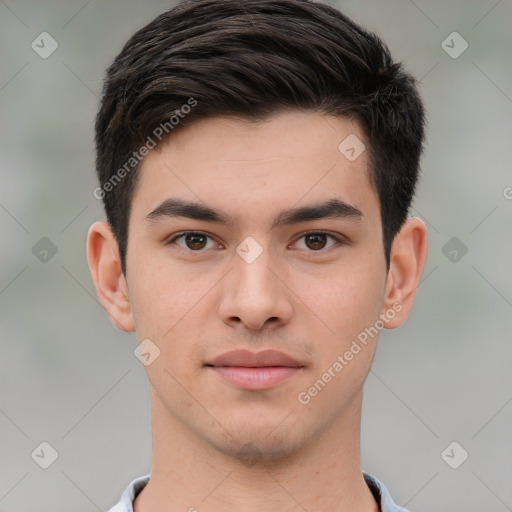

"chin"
[207, 423, 310, 468]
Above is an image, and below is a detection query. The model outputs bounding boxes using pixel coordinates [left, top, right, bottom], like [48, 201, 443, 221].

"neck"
[134, 387, 379, 512]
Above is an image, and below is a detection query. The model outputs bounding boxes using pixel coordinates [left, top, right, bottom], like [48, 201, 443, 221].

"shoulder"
[363, 472, 409, 512]
[106, 474, 150, 512]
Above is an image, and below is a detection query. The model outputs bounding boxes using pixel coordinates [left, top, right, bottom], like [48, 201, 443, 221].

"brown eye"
[304, 233, 328, 250]
[167, 231, 217, 251]
[184, 233, 208, 250]
[293, 231, 341, 252]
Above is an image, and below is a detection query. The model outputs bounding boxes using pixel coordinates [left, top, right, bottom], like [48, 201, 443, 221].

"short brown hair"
[95, 0, 426, 274]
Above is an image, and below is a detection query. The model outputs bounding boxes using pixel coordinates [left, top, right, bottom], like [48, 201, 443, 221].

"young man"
[87, 0, 427, 510]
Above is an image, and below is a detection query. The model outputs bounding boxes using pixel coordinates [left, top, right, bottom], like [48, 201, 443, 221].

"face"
[98, 110, 412, 464]
[120, 111, 392, 460]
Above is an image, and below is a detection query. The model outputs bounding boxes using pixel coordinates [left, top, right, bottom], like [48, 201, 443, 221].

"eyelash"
[166, 230, 346, 252]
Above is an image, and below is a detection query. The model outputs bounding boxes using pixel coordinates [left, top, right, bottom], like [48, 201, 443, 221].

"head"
[88, 0, 427, 465]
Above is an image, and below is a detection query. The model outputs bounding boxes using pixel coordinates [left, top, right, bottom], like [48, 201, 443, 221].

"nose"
[218, 242, 293, 331]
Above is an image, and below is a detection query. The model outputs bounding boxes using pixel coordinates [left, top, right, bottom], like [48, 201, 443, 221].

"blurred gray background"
[1, 0, 511, 511]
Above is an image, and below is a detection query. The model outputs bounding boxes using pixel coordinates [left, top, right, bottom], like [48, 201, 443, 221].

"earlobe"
[381, 217, 428, 329]
[86, 221, 135, 332]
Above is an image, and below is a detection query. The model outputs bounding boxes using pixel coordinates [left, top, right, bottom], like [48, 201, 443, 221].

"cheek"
[296, 269, 384, 413]
[301, 261, 385, 338]
[129, 264, 208, 383]
[128, 258, 216, 364]
[128, 259, 189, 337]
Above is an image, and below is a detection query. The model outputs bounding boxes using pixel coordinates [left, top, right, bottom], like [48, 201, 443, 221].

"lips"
[205, 349, 305, 390]
[206, 349, 303, 368]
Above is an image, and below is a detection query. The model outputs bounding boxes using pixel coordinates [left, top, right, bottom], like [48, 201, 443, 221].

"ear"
[381, 217, 428, 329]
[86, 221, 135, 332]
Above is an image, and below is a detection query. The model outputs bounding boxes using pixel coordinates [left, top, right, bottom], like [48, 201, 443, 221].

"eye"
[292, 231, 343, 251]
[167, 231, 219, 251]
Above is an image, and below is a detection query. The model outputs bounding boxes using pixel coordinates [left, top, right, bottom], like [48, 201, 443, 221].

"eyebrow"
[145, 197, 363, 229]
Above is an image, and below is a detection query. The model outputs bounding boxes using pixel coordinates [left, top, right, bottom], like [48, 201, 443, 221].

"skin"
[87, 111, 427, 512]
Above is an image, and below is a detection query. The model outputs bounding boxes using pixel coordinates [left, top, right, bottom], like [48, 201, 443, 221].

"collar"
[108, 472, 408, 512]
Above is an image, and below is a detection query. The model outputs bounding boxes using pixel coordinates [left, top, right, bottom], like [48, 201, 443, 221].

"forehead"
[131, 111, 379, 225]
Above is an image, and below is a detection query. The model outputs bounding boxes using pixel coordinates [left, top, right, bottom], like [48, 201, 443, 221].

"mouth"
[204, 349, 305, 390]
